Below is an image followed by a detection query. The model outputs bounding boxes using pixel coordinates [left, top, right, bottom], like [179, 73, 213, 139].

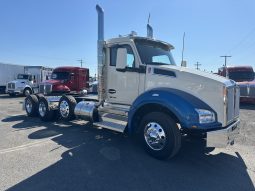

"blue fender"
[127, 88, 222, 134]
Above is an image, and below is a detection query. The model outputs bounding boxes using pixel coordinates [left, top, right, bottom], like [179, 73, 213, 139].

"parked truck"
[0, 63, 25, 94]
[38, 66, 90, 95]
[218, 66, 255, 103]
[24, 5, 240, 159]
[6, 66, 53, 96]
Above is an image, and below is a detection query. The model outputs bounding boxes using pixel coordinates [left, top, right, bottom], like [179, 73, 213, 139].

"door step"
[93, 114, 127, 133]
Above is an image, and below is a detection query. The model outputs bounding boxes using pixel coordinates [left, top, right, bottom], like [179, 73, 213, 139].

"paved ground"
[0, 95, 254, 191]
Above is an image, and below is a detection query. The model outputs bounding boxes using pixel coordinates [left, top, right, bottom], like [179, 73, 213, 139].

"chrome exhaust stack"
[147, 14, 153, 38]
[73, 5, 105, 122]
[96, 4, 105, 103]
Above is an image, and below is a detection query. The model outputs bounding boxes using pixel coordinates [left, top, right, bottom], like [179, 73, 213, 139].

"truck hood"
[9, 79, 28, 84]
[146, 65, 237, 126]
[237, 80, 255, 87]
[40, 79, 61, 85]
[158, 65, 233, 86]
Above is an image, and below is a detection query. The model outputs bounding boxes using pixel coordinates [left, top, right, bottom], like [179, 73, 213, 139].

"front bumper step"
[206, 119, 240, 148]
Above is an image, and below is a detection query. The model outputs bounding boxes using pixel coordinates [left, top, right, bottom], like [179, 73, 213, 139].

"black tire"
[38, 97, 55, 121]
[23, 88, 32, 97]
[9, 93, 15, 97]
[58, 95, 77, 121]
[24, 95, 39, 117]
[35, 93, 45, 100]
[139, 112, 181, 160]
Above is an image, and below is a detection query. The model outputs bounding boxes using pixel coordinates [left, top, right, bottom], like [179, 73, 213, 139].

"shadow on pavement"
[2, 115, 255, 191]
[2, 115, 27, 123]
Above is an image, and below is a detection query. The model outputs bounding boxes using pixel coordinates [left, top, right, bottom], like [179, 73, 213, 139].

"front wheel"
[23, 88, 32, 97]
[139, 112, 181, 160]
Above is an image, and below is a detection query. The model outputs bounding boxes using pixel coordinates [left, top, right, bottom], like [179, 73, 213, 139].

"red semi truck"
[39, 66, 90, 95]
[218, 66, 255, 103]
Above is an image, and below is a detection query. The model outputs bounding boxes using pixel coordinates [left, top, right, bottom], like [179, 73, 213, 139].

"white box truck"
[0, 63, 25, 94]
[6, 66, 53, 96]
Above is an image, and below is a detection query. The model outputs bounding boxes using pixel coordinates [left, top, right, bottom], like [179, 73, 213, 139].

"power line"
[194, 61, 201, 70]
[226, 26, 255, 55]
[220, 55, 231, 66]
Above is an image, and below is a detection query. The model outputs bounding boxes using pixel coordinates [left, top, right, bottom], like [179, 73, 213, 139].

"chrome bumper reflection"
[207, 119, 240, 148]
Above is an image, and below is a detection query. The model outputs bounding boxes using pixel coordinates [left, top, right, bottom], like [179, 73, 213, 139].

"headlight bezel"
[195, 108, 216, 124]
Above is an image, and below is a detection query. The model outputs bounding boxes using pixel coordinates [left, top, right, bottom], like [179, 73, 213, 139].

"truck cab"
[6, 73, 35, 96]
[98, 35, 240, 130]
[6, 66, 52, 96]
[218, 66, 255, 103]
[39, 67, 89, 95]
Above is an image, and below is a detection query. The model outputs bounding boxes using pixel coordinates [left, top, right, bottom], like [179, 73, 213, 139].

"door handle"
[108, 89, 116, 94]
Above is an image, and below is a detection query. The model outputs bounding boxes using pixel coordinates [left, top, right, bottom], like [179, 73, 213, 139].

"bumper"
[206, 119, 240, 148]
[240, 97, 255, 104]
[6, 90, 23, 95]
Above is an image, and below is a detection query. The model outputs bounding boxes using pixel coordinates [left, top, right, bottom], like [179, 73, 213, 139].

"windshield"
[51, 72, 70, 80]
[229, 71, 254, 82]
[135, 39, 176, 65]
[17, 74, 29, 79]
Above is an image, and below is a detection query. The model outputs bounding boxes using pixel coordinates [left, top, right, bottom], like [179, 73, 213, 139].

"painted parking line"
[0, 135, 61, 154]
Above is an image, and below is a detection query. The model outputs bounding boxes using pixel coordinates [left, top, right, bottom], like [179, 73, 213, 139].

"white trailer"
[0, 63, 25, 93]
[6, 66, 53, 96]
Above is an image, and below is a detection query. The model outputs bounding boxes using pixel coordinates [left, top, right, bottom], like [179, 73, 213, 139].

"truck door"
[76, 69, 87, 91]
[106, 44, 140, 105]
[68, 71, 77, 91]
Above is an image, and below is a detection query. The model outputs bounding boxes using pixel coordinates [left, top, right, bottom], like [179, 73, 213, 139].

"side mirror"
[116, 48, 127, 70]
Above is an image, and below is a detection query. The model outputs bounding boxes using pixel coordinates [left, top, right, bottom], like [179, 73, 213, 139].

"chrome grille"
[39, 84, 44, 94]
[8, 83, 15, 89]
[39, 84, 52, 95]
[250, 86, 255, 97]
[239, 86, 247, 96]
[226, 85, 239, 123]
[239, 85, 255, 97]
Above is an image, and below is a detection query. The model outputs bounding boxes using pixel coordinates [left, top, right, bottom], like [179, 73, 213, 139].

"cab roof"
[106, 36, 174, 50]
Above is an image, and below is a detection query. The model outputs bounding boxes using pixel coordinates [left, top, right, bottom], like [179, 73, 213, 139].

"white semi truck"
[0, 63, 25, 94]
[24, 5, 240, 159]
[6, 66, 53, 96]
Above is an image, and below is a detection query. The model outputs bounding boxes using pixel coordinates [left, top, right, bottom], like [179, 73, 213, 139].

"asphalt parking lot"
[0, 95, 254, 191]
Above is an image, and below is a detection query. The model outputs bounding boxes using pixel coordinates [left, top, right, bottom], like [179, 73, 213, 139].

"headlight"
[195, 109, 215, 124]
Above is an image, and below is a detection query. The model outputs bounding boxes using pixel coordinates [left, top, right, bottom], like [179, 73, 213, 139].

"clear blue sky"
[1, 0, 255, 75]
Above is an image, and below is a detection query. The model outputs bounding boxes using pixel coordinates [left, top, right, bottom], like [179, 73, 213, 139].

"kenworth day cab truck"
[38, 66, 90, 95]
[24, 5, 240, 159]
[218, 66, 255, 103]
[6, 66, 53, 96]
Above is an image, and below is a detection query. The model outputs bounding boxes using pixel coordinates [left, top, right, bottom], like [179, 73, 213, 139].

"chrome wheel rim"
[59, 100, 69, 118]
[39, 101, 46, 117]
[25, 99, 32, 113]
[144, 122, 166, 151]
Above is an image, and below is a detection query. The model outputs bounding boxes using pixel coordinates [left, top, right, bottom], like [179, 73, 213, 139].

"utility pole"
[77, 59, 84, 67]
[220, 55, 231, 67]
[195, 61, 201, 70]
